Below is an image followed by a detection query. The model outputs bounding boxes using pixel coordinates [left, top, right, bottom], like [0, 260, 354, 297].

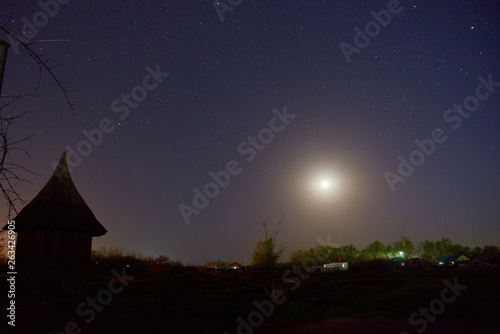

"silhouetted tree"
[339, 244, 360, 263]
[289, 238, 500, 266]
[435, 238, 454, 259]
[453, 244, 469, 256]
[469, 246, 483, 259]
[393, 236, 415, 259]
[383, 244, 396, 259]
[290, 249, 306, 266]
[252, 216, 286, 271]
[326, 246, 342, 261]
[419, 240, 437, 262]
[313, 244, 331, 264]
[481, 245, 500, 263]
[361, 240, 385, 260]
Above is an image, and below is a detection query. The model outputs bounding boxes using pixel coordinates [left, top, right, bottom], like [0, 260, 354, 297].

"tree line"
[289, 236, 500, 265]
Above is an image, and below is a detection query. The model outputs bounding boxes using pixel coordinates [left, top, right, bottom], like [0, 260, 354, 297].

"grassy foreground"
[1, 269, 499, 333]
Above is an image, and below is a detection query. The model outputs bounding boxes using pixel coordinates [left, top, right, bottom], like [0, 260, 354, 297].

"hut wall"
[16, 228, 92, 290]
[15, 229, 40, 277]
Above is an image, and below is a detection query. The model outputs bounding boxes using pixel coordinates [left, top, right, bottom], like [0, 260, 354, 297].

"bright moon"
[317, 177, 337, 192]
[301, 164, 344, 203]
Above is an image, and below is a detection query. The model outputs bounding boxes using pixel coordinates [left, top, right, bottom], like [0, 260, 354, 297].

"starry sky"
[1, 1, 499, 265]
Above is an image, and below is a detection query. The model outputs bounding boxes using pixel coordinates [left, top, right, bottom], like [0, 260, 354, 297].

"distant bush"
[90, 247, 183, 277]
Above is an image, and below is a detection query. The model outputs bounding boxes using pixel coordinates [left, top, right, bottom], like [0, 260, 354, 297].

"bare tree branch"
[0, 22, 78, 219]
[0, 23, 80, 114]
[255, 215, 286, 272]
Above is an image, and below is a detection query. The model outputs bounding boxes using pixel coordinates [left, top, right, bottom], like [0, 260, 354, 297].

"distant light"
[321, 180, 330, 188]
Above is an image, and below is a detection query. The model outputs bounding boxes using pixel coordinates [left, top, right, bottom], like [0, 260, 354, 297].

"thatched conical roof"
[2, 152, 107, 236]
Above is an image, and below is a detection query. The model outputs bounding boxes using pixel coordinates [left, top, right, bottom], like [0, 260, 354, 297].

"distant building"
[225, 262, 242, 270]
[323, 257, 348, 271]
[392, 256, 406, 268]
[2, 152, 106, 294]
[438, 254, 470, 266]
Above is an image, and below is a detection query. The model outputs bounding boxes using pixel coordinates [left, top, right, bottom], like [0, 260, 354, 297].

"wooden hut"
[2, 152, 106, 294]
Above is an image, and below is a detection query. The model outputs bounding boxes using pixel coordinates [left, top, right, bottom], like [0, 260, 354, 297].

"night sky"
[1, 1, 499, 265]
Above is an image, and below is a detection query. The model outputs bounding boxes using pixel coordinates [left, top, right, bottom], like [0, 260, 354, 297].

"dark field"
[1, 269, 499, 333]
